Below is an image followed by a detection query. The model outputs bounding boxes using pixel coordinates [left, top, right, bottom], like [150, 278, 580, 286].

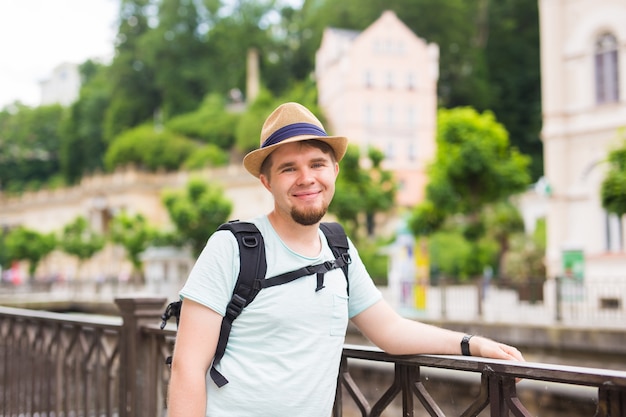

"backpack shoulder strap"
[319, 222, 350, 294]
[210, 220, 266, 387]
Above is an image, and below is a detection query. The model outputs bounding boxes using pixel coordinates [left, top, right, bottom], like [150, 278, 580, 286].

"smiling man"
[167, 102, 525, 417]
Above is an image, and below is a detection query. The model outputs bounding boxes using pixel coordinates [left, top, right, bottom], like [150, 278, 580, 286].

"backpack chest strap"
[260, 252, 351, 290]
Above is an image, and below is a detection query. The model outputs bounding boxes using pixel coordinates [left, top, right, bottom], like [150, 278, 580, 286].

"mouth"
[293, 190, 321, 200]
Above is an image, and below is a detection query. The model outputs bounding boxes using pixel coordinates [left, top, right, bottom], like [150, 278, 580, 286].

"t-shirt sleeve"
[179, 230, 240, 316]
[346, 238, 383, 318]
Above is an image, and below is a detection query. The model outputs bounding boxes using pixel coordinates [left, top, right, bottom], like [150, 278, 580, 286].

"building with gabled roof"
[315, 10, 439, 208]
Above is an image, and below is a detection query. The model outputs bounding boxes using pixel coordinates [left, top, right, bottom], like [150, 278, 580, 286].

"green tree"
[409, 107, 531, 279]
[163, 178, 233, 257]
[601, 134, 626, 217]
[5, 226, 57, 280]
[501, 217, 546, 282]
[59, 216, 106, 279]
[483, 200, 525, 277]
[411, 107, 530, 236]
[104, 125, 198, 172]
[104, 0, 160, 141]
[204, 0, 279, 96]
[330, 144, 396, 239]
[139, 0, 212, 119]
[182, 144, 229, 170]
[234, 89, 279, 153]
[485, 0, 543, 180]
[109, 212, 156, 283]
[59, 60, 111, 184]
[166, 93, 239, 149]
[0, 104, 65, 192]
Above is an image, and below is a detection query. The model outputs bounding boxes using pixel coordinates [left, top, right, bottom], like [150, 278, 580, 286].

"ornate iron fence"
[1, 297, 625, 417]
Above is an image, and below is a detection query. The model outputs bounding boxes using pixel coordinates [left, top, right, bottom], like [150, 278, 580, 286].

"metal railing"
[1, 297, 625, 417]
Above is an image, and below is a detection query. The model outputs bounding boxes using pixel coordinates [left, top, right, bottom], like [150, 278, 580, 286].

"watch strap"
[461, 334, 474, 356]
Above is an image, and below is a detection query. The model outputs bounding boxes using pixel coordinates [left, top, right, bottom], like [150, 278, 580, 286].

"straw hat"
[243, 102, 348, 177]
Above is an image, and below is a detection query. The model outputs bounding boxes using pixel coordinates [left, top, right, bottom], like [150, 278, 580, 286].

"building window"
[408, 141, 417, 161]
[386, 71, 394, 89]
[605, 212, 623, 252]
[386, 105, 394, 127]
[364, 70, 373, 88]
[407, 72, 416, 90]
[363, 104, 373, 126]
[386, 142, 395, 161]
[407, 106, 417, 129]
[595, 33, 620, 104]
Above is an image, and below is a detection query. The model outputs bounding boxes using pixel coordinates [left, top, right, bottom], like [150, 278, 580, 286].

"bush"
[105, 125, 197, 171]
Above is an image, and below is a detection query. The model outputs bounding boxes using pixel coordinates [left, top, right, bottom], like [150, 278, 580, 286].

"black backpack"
[160, 220, 351, 387]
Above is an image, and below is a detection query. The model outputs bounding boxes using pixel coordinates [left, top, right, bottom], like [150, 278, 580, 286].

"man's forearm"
[167, 368, 208, 417]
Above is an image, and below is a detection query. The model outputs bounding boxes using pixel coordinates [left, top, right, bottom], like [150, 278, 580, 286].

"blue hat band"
[262, 123, 328, 148]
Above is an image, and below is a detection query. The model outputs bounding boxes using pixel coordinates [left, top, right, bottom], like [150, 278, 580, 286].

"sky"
[0, 0, 119, 108]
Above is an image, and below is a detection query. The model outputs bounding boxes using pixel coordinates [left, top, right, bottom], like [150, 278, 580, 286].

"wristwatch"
[461, 334, 474, 356]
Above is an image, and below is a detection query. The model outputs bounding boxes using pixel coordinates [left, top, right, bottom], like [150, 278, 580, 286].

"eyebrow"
[274, 156, 330, 172]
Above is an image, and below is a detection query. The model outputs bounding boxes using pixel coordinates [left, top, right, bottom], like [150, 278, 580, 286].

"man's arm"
[351, 299, 524, 361]
[167, 298, 223, 417]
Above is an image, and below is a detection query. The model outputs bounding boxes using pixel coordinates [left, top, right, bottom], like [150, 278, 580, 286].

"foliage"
[58, 217, 106, 270]
[182, 144, 230, 170]
[410, 107, 530, 279]
[166, 94, 240, 149]
[356, 238, 390, 286]
[103, 0, 160, 141]
[330, 145, 396, 239]
[601, 134, 626, 217]
[4, 227, 57, 278]
[59, 60, 111, 184]
[109, 212, 156, 281]
[483, 200, 525, 276]
[163, 178, 233, 257]
[410, 107, 530, 238]
[428, 230, 498, 282]
[138, 0, 212, 119]
[234, 89, 280, 153]
[104, 125, 198, 171]
[0, 104, 65, 192]
[485, 0, 543, 180]
[501, 228, 547, 282]
[0, 232, 7, 268]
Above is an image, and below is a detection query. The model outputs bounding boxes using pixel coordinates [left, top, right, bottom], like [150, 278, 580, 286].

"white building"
[539, 0, 626, 280]
[39, 62, 81, 106]
[315, 11, 439, 207]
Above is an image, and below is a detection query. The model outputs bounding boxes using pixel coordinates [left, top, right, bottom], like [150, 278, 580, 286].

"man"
[167, 102, 524, 417]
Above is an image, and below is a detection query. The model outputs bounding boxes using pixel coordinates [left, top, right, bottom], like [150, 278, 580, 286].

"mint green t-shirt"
[179, 215, 382, 417]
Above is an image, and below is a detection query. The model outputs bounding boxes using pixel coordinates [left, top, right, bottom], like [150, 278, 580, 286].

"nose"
[296, 167, 315, 185]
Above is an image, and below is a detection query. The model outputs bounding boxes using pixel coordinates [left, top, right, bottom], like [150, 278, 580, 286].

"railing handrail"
[142, 320, 626, 387]
[0, 304, 122, 327]
[341, 343, 626, 388]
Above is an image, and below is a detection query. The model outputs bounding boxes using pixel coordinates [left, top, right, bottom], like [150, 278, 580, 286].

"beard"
[290, 205, 328, 226]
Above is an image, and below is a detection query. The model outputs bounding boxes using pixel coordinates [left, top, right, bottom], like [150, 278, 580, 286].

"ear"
[334, 162, 340, 177]
[259, 173, 272, 192]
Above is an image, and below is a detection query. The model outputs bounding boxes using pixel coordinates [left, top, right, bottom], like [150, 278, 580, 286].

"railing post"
[115, 297, 167, 417]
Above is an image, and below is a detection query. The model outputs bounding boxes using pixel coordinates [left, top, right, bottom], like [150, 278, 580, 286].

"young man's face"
[260, 141, 339, 226]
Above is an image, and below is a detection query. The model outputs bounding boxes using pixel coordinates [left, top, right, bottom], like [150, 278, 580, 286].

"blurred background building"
[316, 11, 439, 207]
[539, 0, 626, 281]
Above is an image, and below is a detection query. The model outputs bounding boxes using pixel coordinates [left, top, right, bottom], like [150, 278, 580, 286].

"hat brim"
[243, 134, 348, 178]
